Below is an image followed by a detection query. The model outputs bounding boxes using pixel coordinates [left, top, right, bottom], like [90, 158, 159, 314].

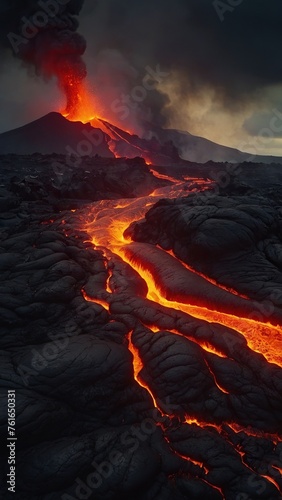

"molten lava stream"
[83, 184, 282, 367]
[60, 80, 122, 159]
[81, 289, 110, 311]
[82, 180, 282, 498]
[127, 331, 164, 413]
[118, 248, 282, 367]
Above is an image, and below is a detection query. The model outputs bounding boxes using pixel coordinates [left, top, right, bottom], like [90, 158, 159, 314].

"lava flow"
[82, 176, 282, 498]
[66, 76, 281, 495]
[60, 80, 135, 159]
[83, 180, 282, 368]
[59, 74, 174, 163]
[57, 74, 281, 491]
[61, 78, 102, 128]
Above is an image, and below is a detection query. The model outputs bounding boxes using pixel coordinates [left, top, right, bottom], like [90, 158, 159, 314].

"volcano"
[1, 0, 282, 496]
[1, 112, 282, 165]
[0, 115, 282, 500]
[0, 112, 114, 158]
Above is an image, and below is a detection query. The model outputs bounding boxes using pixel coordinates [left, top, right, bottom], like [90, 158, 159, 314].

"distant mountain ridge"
[0, 112, 281, 165]
[144, 125, 282, 164]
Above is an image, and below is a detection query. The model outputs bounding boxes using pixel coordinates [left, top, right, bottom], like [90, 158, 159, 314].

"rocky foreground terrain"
[0, 155, 282, 500]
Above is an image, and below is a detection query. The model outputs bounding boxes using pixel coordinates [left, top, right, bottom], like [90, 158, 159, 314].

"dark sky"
[0, 0, 282, 154]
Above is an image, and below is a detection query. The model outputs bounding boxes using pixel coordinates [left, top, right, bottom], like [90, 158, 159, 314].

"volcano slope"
[0, 155, 281, 500]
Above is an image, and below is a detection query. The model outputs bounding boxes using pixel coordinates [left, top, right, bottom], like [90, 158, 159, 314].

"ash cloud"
[1, 0, 282, 133]
[0, 0, 86, 111]
[82, 0, 282, 126]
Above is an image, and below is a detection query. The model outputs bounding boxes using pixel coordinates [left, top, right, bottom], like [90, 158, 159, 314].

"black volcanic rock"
[1, 200, 281, 499]
[128, 194, 282, 314]
[0, 113, 114, 157]
[0, 157, 281, 500]
[0, 155, 171, 208]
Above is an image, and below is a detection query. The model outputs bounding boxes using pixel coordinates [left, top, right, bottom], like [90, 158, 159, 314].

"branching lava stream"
[83, 180, 282, 368]
[80, 169, 282, 498]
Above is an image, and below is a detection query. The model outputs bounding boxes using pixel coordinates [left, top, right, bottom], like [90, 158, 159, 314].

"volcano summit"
[1, 112, 282, 165]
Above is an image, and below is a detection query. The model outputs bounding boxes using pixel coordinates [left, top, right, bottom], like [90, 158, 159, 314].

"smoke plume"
[2, 0, 282, 135]
[0, 0, 86, 113]
[82, 0, 282, 127]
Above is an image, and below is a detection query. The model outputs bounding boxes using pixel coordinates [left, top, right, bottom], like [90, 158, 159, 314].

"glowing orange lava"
[61, 76, 96, 123]
[149, 168, 179, 184]
[81, 289, 109, 311]
[81, 168, 282, 497]
[228, 423, 281, 444]
[119, 251, 282, 366]
[127, 331, 163, 412]
[59, 66, 281, 500]
[84, 182, 282, 367]
[164, 248, 249, 299]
